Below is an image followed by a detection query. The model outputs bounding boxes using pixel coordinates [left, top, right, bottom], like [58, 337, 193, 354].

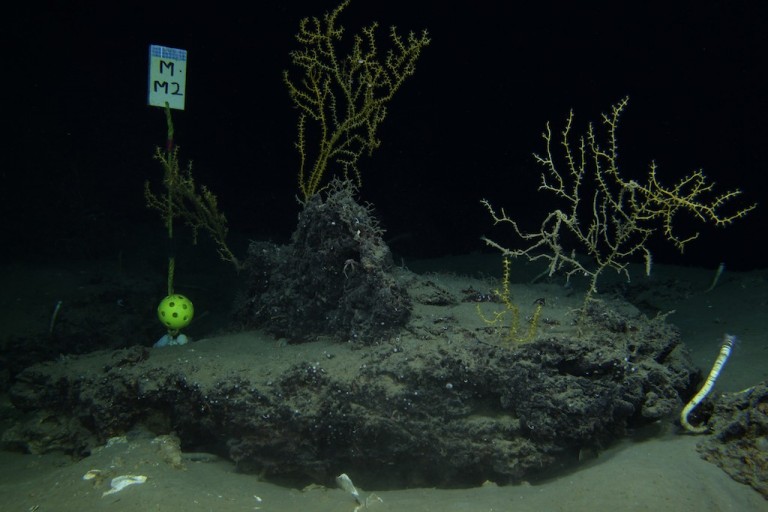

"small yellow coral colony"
[283, 0, 430, 201]
[144, 105, 239, 290]
[477, 256, 543, 343]
[482, 97, 756, 320]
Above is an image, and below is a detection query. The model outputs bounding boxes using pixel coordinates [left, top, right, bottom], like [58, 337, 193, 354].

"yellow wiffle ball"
[157, 294, 194, 330]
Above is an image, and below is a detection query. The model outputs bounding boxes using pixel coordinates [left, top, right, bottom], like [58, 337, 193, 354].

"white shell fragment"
[336, 473, 361, 504]
[82, 469, 102, 480]
[335, 473, 383, 511]
[102, 475, 147, 497]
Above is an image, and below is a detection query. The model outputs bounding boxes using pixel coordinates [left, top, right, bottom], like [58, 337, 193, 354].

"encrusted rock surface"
[696, 380, 768, 499]
[234, 180, 411, 344]
[6, 286, 696, 489]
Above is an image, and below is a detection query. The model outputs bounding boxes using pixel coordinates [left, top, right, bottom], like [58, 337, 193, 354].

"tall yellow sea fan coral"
[283, 0, 430, 201]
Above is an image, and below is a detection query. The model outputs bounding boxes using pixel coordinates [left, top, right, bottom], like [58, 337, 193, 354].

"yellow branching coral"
[283, 0, 430, 201]
[477, 256, 543, 343]
[482, 97, 756, 317]
[144, 108, 239, 273]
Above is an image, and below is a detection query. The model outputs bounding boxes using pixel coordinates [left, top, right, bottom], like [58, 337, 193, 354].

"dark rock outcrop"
[6, 293, 695, 489]
[234, 180, 411, 344]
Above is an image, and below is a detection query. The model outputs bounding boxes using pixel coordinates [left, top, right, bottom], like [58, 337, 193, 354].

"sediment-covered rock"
[6, 288, 695, 489]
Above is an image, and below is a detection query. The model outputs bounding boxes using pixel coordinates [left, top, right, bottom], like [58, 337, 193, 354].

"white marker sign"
[148, 45, 187, 110]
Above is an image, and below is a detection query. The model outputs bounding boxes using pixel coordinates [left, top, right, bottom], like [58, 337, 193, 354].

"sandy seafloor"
[1, 253, 767, 512]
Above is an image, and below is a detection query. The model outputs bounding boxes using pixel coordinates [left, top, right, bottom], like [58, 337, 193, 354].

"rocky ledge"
[5, 284, 697, 489]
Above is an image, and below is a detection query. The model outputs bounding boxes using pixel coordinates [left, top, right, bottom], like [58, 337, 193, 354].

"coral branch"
[145, 144, 239, 270]
[482, 97, 756, 318]
[283, 0, 430, 200]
